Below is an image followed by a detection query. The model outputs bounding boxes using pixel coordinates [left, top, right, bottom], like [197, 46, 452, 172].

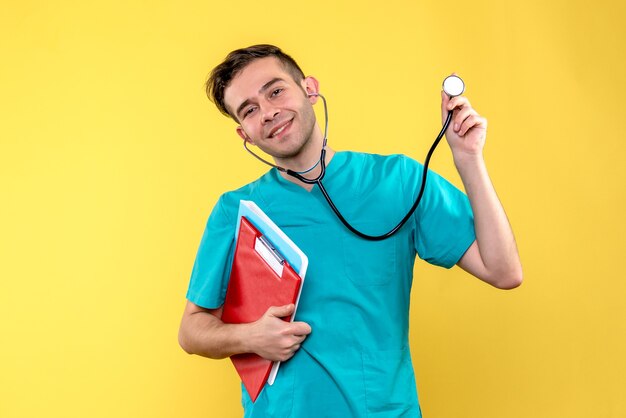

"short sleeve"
[401, 156, 475, 268]
[186, 195, 237, 309]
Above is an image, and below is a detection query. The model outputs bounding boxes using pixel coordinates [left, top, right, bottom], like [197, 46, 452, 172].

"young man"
[179, 44, 522, 417]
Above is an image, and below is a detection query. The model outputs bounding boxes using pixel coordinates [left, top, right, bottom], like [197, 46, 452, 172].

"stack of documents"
[221, 200, 308, 402]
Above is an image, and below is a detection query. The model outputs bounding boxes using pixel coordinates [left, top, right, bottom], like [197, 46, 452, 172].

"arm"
[178, 301, 312, 361]
[441, 90, 523, 289]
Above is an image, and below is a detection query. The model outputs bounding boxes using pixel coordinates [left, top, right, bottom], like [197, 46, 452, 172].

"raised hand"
[440, 89, 488, 165]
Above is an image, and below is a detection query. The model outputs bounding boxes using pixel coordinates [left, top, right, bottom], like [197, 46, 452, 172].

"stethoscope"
[243, 75, 466, 241]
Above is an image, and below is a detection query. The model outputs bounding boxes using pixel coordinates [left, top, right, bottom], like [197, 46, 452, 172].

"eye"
[270, 88, 283, 97]
[242, 106, 257, 118]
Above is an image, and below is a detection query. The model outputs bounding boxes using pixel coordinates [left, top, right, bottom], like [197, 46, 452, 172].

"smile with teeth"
[270, 120, 291, 138]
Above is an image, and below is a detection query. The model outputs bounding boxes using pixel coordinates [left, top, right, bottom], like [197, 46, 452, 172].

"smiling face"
[223, 57, 322, 164]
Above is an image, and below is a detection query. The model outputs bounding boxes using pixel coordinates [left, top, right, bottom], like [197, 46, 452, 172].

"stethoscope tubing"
[243, 93, 454, 241]
[289, 111, 452, 241]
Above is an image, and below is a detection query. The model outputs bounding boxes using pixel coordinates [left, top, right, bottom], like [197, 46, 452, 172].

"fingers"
[458, 114, 487, 136]
[266, 303, 295, 318]
[446, 95, 471, 112]
[290, 321, 312, 336]
[441, 91, 472, 126]
[277, 343, 301, 361]
[452, 104, 476, 135]
[250, 306, 313, 361]
[273, 328, 310, 361]
[265, 306, 311, 336]
[263, 305, 311, 337]
[442, 95, 486, 136]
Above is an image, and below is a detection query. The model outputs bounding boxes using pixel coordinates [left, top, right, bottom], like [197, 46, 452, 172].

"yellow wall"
[1, 1, 624, 417]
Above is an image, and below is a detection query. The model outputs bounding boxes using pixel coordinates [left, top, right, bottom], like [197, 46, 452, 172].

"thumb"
[267, 304, 295, 318]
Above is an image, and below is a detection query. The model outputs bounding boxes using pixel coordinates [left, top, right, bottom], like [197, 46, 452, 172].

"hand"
[248, 304, 312, 362]
[440, 87, 488, 165]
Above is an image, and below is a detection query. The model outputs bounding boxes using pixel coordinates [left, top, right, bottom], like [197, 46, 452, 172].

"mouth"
[268, 119, 293, 139]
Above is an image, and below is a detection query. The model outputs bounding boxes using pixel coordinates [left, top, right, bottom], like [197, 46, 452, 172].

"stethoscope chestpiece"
[442, 75, 465, 97]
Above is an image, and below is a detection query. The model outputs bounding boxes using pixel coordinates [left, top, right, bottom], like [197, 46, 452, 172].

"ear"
[302, 76, 320, 104]
[236, 126, 255, 145]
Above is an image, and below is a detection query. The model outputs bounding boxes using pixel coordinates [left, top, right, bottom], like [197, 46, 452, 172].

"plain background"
[1, 1, 625, 417]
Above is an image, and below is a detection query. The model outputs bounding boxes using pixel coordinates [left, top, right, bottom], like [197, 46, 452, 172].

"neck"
[274, 124, 335, 190]
[275, 132, 335, 190]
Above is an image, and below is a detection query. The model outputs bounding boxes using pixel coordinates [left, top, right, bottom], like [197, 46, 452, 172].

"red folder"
[221, 216, 303, 402]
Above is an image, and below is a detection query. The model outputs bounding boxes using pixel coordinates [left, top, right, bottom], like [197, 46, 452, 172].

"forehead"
[223, 57, 293, 113]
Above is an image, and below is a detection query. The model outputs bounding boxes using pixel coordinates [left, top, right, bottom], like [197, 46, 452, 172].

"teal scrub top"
[187, 151, 475, 417]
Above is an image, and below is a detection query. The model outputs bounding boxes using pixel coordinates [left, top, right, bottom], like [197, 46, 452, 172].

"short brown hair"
[206, 44, 306, 119]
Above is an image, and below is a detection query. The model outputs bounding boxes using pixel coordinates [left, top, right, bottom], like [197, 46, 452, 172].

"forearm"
[178, 302, 310, 361]
[455, 154, 522, 287]
[178, 309, 251, 359]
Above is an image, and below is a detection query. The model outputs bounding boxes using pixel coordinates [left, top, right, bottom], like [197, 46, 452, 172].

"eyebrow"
[235, 77, 286, 118]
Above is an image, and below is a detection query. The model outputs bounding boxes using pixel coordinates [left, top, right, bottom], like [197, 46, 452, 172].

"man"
[179, 44, 522, 417]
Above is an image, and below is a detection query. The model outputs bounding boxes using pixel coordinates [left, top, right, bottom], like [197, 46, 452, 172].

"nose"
[261, 102, 280, 124]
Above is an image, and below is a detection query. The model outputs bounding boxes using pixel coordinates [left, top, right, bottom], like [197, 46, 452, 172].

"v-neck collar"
[270, 151, 346, 194]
